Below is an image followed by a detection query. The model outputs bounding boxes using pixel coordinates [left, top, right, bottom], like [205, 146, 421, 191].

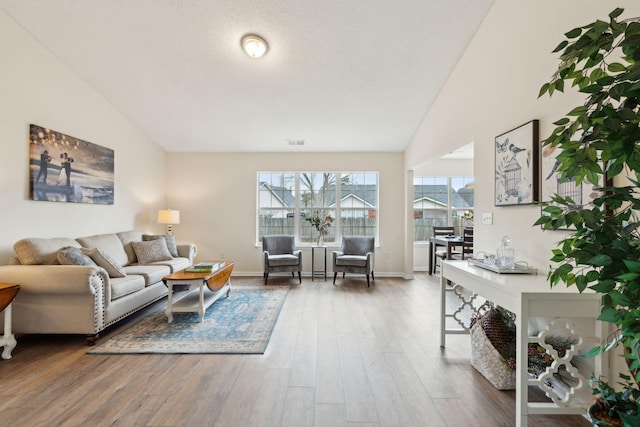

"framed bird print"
[540, 141, 609, 210]
[494, 120, 539, 206]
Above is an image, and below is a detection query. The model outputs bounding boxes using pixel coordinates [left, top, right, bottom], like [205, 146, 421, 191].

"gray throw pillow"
[132, 239, 173, 265]
[142, 234, 178, 257]
[83, 248, 127, 278]
[57, 246, 97, 266]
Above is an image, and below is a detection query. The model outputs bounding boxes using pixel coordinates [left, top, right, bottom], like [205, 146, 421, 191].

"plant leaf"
[589, 254, 612, 266]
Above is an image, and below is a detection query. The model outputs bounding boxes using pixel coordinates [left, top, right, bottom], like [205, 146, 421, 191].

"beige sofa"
[0, 230, 196, 344]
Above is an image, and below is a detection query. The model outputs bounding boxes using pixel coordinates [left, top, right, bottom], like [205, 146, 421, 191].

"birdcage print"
[557, 176, 582, 208]
[504, 157, 521, 196]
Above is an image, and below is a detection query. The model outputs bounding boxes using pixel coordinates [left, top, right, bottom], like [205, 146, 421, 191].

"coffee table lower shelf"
[164, 261, 233, 323]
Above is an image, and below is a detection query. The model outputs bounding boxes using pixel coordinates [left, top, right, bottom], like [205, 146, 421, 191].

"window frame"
[257, 171, 379, 245]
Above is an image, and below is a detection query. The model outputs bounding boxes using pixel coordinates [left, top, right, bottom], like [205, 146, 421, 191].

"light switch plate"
[482, 213, 493, 225]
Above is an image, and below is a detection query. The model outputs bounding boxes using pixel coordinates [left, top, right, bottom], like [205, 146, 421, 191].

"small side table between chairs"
[311, 246, 327, 281]
[0, 283, 21, 360]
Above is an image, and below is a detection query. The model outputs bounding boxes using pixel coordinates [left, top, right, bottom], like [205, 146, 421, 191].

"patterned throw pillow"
[142, 234, 178, 257]
[57, 246, 97, 266]
[131, 239, 173, 265]
[83, 248, 127, 278]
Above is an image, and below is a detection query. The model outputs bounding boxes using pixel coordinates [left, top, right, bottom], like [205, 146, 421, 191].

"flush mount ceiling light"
[241, 34, 268, 59]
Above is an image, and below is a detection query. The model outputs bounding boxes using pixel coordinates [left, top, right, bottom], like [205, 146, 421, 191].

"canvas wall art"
[29, 124, 114, 204]
[494, 120, 539, 206]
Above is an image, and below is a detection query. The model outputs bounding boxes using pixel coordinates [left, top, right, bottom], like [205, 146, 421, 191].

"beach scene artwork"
[29, 124, 114, 204]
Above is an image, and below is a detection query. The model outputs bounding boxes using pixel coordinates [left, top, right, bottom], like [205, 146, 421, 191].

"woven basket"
[470, 311, 516, 390]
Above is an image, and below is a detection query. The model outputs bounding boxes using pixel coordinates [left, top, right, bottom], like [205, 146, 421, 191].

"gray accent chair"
[332, 236, 375, 287]
[262, 235, 302, 285]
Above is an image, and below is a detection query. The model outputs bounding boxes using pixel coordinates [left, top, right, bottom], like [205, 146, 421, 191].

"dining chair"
[432, 226, 456, 273]
[452, 227, 474, 260]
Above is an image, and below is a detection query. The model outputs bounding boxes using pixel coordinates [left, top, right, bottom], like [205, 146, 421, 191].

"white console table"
[439, 260, 606, 427]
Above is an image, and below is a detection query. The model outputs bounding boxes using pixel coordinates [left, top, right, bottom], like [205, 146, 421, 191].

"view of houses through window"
[258, 172, 378, 244]
[413, 176, 474, 241]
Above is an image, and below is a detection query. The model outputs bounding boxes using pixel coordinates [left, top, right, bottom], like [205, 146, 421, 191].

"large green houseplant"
[535, 7, 640, 426]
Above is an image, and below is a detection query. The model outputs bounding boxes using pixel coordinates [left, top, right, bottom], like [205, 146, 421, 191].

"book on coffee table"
[184, 262, 222, 273]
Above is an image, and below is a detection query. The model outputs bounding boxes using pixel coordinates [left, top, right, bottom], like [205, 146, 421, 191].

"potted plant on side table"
[536, 7, 640, 426]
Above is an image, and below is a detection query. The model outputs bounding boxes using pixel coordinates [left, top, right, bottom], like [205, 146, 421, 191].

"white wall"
[406, 0, 640, 271]
[165, 152, 407, 276]
[0, 9, 167, 264]
[415, 158, 473, 177]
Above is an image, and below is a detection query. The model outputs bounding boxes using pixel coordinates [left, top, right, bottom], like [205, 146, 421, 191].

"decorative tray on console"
[467, 258, 537, 275]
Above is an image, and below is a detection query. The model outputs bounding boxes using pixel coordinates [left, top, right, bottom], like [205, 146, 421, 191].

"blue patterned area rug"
[88, 285, 289, 354]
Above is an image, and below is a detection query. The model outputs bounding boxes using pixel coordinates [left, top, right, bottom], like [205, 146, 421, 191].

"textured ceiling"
[0, 0, 494, 152]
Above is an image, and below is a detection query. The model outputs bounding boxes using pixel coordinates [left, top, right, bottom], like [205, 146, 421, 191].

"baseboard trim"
[231, 271, 413, 279]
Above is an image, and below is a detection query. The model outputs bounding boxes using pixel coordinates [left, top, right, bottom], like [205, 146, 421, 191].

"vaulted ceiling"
[0, 0, 494, 152]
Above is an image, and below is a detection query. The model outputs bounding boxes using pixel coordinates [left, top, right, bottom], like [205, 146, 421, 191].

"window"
[258, 172, 378, 244]
[258, 173, 296, 236]
[413, 176, 474, 241]
[339, 173, 378, 238]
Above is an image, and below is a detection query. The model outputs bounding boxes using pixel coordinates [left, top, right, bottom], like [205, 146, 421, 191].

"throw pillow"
[14, 237, 81, 265]
[131, 239, 173, 265]
[57, 246, 97, 266]
[83, 248, 127, 278]
[142, 234, 178, 258]
[76, 233, 129, 267]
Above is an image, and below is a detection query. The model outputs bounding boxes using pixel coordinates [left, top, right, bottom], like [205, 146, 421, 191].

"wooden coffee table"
[163, 261, 234, 323]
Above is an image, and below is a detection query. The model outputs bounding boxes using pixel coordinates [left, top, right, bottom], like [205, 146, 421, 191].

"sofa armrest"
[177, 243, 197, 263]
[0, 264, 109, 296]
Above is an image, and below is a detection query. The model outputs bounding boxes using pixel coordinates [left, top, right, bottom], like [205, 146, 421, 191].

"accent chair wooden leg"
[366, 274, 370, 287]
[333, 272, 337, 285]
[298, 271, 302, 283]
[342, 272, 345, 278]
[372, 271, 375, 281]
[264, 273, 269, 286]
[291, 272, 295, 277]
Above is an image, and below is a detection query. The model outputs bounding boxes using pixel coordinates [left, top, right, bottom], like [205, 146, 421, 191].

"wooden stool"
[0, 283, 21, 359]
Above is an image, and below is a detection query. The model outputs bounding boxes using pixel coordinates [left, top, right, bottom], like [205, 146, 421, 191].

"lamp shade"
[157, 209, 180, 225]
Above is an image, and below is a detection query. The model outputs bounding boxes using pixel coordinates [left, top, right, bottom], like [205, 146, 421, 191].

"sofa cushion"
[57, 246, 97, 266]
[117, 230, 145, 265]
[123, 264, 171, 285]
[335, 255, 368, 267]
[151, 257, 191, 273]
[84, 248, 127, 278]
[14, 237, 81, 265]
[110, 275, 145, 300]
[131, 239, 173, 265]
[142, 234, 178, 257]
[268, 254, 300, 266]
[76, 233, 129, 267]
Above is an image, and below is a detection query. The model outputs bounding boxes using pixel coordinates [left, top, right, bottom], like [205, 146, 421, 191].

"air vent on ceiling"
[287, 139, 305, 146]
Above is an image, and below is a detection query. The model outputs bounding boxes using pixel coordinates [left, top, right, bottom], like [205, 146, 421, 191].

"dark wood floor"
[0, 274, 590, 427]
